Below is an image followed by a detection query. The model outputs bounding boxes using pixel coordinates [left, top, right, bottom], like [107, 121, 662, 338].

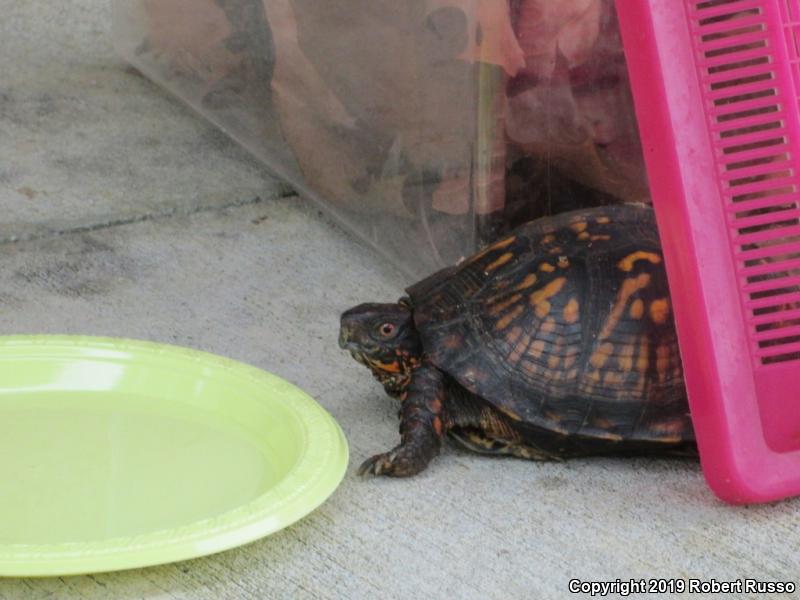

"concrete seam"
[0, 189, 299, 246]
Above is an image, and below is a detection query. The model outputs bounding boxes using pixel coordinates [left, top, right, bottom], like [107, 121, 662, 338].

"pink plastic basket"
[617, 0, 800, 503]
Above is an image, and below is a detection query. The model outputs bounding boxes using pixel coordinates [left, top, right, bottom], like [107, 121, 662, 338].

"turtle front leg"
[359, 364, 447, 477]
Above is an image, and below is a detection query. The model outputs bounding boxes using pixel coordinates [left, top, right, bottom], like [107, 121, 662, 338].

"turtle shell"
[406, 205, 693, 447]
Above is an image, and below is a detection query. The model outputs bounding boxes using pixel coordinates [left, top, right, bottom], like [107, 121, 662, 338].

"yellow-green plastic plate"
[0, 336, 348, 577]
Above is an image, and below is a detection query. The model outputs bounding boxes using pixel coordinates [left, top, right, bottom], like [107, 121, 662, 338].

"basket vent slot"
[692, 0, 800, 365]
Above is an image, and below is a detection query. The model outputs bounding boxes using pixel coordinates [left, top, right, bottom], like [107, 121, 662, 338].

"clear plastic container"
[111, 0, 648, 278]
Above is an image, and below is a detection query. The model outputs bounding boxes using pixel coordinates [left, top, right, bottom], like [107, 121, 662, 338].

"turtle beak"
[338, 327, 349, 350]
[338, 323, 356, 351]
[338, 328, 368, 365]
[339, 309, 367, 351]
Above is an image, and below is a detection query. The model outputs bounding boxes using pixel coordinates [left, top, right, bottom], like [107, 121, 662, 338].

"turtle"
[339, 204, 696, 477]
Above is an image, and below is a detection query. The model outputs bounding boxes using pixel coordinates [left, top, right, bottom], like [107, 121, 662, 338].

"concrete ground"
[1, 1, 799, 598]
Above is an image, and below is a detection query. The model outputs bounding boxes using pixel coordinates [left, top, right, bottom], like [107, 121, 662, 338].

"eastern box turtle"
[339, 205, 695, 477]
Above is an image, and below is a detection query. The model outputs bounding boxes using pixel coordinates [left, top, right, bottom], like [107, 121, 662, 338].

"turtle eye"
[378, 322, 397, 337]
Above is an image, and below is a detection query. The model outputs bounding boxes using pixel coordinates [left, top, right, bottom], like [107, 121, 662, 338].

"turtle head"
[339, 301, 422, 395]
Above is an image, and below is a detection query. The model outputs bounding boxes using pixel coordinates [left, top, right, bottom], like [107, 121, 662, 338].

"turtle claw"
[357, 446, 428, 478]
[357, 451, 398, 477]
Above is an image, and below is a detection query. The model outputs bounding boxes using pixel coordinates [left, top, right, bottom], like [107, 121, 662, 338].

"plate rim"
[0, 335, 349, 576]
